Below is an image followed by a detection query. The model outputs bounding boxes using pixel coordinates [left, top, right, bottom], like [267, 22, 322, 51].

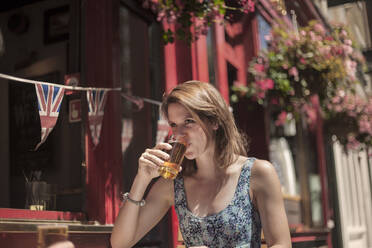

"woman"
[111, 81, 291, 248]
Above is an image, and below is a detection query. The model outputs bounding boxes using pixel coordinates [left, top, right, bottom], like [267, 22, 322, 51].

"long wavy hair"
[161, 81, 248, 176]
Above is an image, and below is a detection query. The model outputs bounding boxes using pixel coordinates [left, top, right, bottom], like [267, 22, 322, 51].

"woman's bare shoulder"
[226, 155, 249, 175]
[250, 159, 280, 191]
[252, 159, 276, 175]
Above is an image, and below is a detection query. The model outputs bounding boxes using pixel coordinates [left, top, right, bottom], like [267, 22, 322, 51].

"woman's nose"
[172, 126, 186, 137]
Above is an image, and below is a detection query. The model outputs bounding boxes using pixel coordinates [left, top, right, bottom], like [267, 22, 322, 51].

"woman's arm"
[111, 143, 174, 248]
[251, 159, 292, 248]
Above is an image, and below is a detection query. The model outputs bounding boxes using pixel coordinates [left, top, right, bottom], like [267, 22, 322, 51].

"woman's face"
[167, 103, 215, 160]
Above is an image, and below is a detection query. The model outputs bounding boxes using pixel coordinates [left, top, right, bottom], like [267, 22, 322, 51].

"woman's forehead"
[167, 103, 193, 121]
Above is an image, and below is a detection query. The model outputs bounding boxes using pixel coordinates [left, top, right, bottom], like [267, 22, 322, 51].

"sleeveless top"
[174, 158, 262, 248]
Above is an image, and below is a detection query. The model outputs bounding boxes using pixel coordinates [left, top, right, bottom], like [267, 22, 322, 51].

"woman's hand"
[137, 142, 172, 180]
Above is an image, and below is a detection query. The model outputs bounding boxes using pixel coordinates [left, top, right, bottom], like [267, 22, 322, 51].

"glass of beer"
[158, 136, 187, 179]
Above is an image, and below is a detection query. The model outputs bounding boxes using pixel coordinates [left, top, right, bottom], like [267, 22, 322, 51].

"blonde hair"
[161, 81, 248, 176]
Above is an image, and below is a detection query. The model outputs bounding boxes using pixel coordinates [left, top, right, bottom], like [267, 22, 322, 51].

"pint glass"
[158, 136, 187, 179]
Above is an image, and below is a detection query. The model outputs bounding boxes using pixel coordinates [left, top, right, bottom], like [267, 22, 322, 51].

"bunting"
[34, 84, 65, 150]
[0, 73, 165, 148]
[87, 90, 108, 146]
[121, 118, 133, 154]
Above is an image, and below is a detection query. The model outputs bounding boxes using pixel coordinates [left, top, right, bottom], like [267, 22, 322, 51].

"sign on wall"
[69, 99, 81, 123]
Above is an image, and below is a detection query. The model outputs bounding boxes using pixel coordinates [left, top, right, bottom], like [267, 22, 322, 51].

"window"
[119, 2, 168, 247]
[0, 1, 83, 213]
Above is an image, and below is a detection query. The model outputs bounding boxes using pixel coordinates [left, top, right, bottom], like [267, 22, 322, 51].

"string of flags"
[0, 72, 168, 152]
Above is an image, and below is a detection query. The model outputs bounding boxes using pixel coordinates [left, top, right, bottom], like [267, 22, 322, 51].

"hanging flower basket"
[231, 20, 371, 151]
[323, 89, 372, 150]
[140, 0, 255, 43]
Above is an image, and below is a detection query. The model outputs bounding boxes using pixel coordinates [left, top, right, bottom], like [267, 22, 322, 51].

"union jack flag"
[87, 90, 108, 146]
[34, 84, 65, 150]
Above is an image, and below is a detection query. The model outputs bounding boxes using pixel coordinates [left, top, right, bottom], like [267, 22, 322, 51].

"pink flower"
[303, 104, 317, 125]
[300, 58, 307, 64]
[347, 135, 361, 150]
[345, 59, 357, 81]
[265, 79, 274, 89]
[331, 95, 340, 104]
[256, 91, 266, 99]
[256, 79, 274, 90]
[156, 10, 166, 21]
[333, 46, 344, 55]
[254, 63, 265, 72]
[275, 111, 287, 126]
[340, 30, 348, 38]
[309, 31, 316, 41]
[264, 34, 272, 41]
[240, 0, 255, 13]
[334, 105, 343, 112]
[366, 99, 372, 114]
[289, 67, 299, 81]
[285, 40, 293, 47]
[142, 0, 150, 9]
[167, 10, 177, 23]
[318, 46, 331, 57]
[257, 57, 264, 64]
[271, 97, 279, 105]
[342, 45, 353, 55]
[313, 23, 325, 35]
[359, 115, 372, 135]
[344, 39, 352, 46]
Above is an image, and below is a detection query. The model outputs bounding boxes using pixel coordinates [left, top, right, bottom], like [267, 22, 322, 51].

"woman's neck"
[194, 149, 225, 180]
[193, 152, 242, 181]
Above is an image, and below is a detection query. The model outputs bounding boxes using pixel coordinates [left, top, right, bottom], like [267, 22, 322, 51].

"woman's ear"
[212, 122, 218, 131]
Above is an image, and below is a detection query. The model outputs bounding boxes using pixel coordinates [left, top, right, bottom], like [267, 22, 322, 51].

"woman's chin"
[185, 152, 195, 160]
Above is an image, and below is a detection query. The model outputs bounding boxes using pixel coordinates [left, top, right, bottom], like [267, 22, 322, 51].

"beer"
[158, 138, 187, 179]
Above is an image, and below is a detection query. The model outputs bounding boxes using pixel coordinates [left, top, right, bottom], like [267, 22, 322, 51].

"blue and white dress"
[174, 158, 262, 248]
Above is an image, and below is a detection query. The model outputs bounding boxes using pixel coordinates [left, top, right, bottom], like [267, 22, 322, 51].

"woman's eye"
[185, 119, 195, 125]
[169, 123, 176, 128]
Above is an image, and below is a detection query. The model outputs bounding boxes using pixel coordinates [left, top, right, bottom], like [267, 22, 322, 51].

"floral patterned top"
[174, 158, 262, 248]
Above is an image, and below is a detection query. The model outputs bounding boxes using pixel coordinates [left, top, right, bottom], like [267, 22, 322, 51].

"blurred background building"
[0, 0, 371, 247]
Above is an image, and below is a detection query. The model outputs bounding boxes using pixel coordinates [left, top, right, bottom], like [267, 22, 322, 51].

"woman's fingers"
[142, 150, 166, 165]
[138, 142, 174, 176]
[138, 155, 158, 169]
[139, 145, 170, 169]
[146, 147, 171, 161]
[154, 142, 173, 152]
